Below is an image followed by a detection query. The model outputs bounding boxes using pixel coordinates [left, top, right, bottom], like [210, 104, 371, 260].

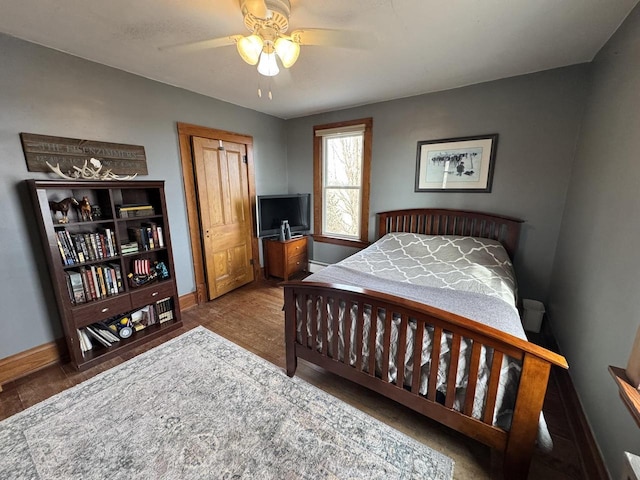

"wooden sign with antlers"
[20, 133, 148, 176]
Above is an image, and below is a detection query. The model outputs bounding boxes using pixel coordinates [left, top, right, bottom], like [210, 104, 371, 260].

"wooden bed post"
[503, 353, 552, 478]
[284, 286, 298, 377]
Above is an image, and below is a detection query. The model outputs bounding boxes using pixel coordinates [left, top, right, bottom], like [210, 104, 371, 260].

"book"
[67, 270, 86, 304]
[120, 241, 139, 254]
[116, 204, 155, 218]
[128, 227, 148, 251]
[77, 329, 93, 352]
[64, 273, 75, 303]
[89, 266, 101, 299]
[101, 228, 115, 257]
[63, 231, 80, 264]
[90, 323, 120, 343]
[141, 222, 158, 249]
[96, 267, 107, 297]
[78, 234, 90, 261]
[108, 263, 123, 292]
[57, 231, 74, 265]
[156, 297, 174, 323]
[95, 324, 120, 343]
[55, 234, 68, 265]
[85, 325, 111, 347]
[102, 266, 114, 295]
[94, 234, 102, 259]
[99, 233, 107, 258]
[72, 235, 86, 263]
[79, 267, 96, 300]
[157, 226, 165, 248]
[83, 233, 96, 260]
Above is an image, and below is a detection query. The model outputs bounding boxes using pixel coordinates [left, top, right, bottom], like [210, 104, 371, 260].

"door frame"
[177, 122, 260, 306]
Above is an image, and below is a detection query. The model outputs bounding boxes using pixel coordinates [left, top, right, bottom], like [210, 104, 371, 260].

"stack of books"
[116, 204, 155, 218]
[56, 228, 117, 265]
[77, 323, 121, 353]
[120, 241, 139, 255]
[127, 223, 164, 251]
[65, 264, 123, 305]
[156, 297, 174, 323]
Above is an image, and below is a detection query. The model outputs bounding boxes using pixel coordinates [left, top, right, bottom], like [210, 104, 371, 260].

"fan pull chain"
[257, 75, 273, 100]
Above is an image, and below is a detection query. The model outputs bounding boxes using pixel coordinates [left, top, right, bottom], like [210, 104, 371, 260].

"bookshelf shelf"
[28, 179, 183, 370]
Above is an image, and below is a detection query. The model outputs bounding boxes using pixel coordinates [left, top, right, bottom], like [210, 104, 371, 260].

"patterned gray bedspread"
[301, 233, 551, 450]
[313, 233, 525, 339]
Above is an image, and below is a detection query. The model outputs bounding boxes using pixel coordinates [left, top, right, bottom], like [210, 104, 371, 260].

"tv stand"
[263, 235, 308, 280]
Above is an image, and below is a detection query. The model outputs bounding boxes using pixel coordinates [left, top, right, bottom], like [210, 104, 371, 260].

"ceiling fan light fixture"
[236, 34, 264, 65]
[257, 50, 280, 76]
[274, 37, 300, 68]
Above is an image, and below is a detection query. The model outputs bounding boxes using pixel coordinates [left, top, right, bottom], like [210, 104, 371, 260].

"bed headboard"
[378, 208, 523, 259]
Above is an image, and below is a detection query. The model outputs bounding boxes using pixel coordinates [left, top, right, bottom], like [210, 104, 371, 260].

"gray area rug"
[0, 327, 454, 479]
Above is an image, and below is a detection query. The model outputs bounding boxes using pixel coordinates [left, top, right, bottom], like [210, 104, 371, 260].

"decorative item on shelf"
[77, 196, 93, 221]
[48, 197, 79, 223]
[46, 157, 138, 181]
[155, 261, 170, 280]
[279, 220, 287, 241]
[107, 316, 134, 339]
[91, 204, 102, 219]
[128, 261, 170, 288]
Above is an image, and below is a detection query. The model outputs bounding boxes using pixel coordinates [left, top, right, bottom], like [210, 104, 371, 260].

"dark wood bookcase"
[27, 179, 183, 370]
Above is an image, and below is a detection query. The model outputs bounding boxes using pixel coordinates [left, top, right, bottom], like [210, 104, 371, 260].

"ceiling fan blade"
[241, 0, 269, 19]
[290, 29, 372, 49]
[159, 35, 243, 53]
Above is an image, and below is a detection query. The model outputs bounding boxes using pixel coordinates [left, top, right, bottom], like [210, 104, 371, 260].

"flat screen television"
[257, 193, 311, 238]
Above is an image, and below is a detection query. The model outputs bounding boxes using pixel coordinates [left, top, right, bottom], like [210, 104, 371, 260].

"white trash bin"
[522, 299, 545, 333]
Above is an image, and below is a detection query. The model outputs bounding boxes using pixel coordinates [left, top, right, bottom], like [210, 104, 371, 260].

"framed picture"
[415, 134, 498, 192]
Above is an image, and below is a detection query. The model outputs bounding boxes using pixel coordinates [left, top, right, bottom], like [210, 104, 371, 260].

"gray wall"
[285, 66, 589, 302]
[548, 5, 640, 478]
[0, 33, 286, 358]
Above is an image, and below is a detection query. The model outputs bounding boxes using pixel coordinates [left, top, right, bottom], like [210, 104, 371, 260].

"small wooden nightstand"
[264, 235, 308, 280]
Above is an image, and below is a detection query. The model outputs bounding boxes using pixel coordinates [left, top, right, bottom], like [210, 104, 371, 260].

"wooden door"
[192, 136, 254, 299]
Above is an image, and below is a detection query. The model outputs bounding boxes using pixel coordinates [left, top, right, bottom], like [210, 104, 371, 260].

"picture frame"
[415, 134, 498, 192]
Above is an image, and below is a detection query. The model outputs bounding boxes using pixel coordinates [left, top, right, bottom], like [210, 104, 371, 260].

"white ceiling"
[0, 0, 637, 119]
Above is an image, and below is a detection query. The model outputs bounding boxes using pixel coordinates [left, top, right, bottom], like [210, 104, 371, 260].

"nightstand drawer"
[72, 295, 132, 327]
[129, 281, 175, 306]
[287, 252, 308, 273]
[287, 238, 307, 257]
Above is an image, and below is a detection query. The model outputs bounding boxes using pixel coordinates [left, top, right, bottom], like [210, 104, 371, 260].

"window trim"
[313, 117, 372, 247]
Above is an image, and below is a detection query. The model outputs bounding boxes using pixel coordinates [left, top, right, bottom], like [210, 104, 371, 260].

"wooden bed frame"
[283, 208, 568, 479]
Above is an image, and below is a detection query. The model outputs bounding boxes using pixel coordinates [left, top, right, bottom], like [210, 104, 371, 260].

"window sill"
[311, 234, 370, 249]
[609, 365, 640, 428]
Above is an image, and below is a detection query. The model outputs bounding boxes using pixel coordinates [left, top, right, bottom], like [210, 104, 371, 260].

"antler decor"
[46, 158, 137, 181]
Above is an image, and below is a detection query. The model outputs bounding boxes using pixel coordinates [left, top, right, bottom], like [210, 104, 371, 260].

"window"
[313, 118, 372, 247]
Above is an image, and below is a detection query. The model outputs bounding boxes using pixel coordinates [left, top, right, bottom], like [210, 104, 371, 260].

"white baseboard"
[623, 452, 640, 480]
[308, 260, 329, 273]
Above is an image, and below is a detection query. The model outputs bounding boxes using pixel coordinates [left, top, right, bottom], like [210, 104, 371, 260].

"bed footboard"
[283, 281, 568, 479]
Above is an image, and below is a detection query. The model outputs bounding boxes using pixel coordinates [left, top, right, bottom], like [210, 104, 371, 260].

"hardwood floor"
[0, 278, 595, 479]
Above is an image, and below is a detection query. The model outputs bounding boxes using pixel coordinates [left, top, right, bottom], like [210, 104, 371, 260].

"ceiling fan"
[160, 0, 367, 79]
